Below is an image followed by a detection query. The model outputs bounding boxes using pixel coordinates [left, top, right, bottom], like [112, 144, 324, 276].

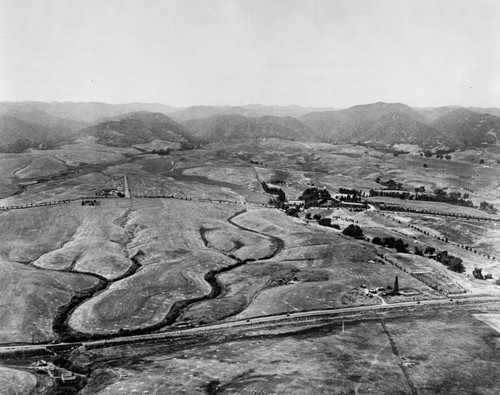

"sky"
[1, 0, 499, 108]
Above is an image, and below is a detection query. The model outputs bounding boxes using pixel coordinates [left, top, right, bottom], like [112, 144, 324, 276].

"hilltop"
[80, 112, 197, 148]
[183, 114, 314, 142]
[302, 102, 500, 148]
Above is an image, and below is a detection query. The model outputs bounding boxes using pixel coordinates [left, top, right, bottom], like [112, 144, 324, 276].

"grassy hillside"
[184, 114, 314, 142]
[80, 111, 197, 148]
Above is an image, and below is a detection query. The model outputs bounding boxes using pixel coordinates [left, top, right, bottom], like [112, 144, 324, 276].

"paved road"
[2, 295, 499, 356]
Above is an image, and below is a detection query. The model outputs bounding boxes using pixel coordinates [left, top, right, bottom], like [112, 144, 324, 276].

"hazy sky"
[1, 0, 499, 108]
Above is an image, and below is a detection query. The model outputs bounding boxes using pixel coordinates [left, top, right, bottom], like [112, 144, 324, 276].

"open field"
[0, 257, 99, 343]
[0, 366, 37, 395]
[68, 200, 278, 334]
[0, 201, 134, 279]
[1, 139, 500, 393]
[52, 308, 500, 395]
[34, 201, 133, 279]
[0, 204, 82, 263]
[405, 214, 500, 257]
[178, 208, 441, 324]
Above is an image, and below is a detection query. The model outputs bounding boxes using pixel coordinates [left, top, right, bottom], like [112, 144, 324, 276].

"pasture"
[68, 200, 279, 334]
[0, 257, 98, 343]
[0, 200, 135, 279]
[71, 308, 500, 395]
[0, 367, 37, 395]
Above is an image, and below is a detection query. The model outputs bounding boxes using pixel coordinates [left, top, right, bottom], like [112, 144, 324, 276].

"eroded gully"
[17, 205, 284, 343]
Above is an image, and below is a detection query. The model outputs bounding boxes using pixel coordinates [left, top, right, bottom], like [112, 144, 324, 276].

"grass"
[0, 200, 134, 280]
[179, 209, 441, 324]
[68, 308, 500, 394]
[68, 200, 271, 334]
[0, 257, 99, 343]
[0, 367, 37, 395]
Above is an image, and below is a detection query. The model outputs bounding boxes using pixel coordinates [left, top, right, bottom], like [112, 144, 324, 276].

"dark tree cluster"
[370, 188, 474, 208]
[479, 201, 498, 214]
[433, 250, 465, 273]
[342, 224, 364, 239]
[371, 236, 409, 253]
[299, 187, 333, 208]
[262, 181, 286, 208]
[339, 188, 362, 196]
[150, 148, 172, 156]
[310, 215, 340, 229]
[338, 188, 364, 202]
[285, 206, 300, 217]
[472, 267, 493, 280]
[375, 178, 404, 190]
[81, 199, 100, 206]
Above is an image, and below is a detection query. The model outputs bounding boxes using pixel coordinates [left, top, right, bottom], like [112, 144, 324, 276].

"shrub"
[342, 224, 364, 239]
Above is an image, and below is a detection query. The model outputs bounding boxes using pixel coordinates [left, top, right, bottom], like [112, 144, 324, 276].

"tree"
[394, 239, 409, 253]
[342, 224, 364, 239]
[448, 257, 465, 273]
[383, 237, 397, 249]
[473, 267, 484, 279]
[423, 163, 428, 168]
[479, 159, 485, 164]
[445, 155, 451, 160]
[305, 212, 311, 220]
[372, 236, 384, 245]
[319, 217, 331, 226]
[424, 246, 435, 255]
[313, 214, 321, 221]
[414, 247, 424, 256]
[286, 207, 299, 217]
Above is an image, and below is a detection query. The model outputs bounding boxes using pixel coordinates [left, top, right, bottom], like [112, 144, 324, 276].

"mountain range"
[1, 101, 499, 152]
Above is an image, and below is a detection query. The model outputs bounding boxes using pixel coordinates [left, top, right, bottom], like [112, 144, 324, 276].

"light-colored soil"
[34, 201, 133, 279]
[473, 314, 500, 334]
[0, 204, 82, 263]
[0, 367, 37, 395]
[0, 256, 98, 343]
[78, 309, 500, 395]
[0, 201, 134, 279]
[68, 200, 275, 334]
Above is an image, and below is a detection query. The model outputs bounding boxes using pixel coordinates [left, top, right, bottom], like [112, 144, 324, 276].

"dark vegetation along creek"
[24, 207, 284, 343]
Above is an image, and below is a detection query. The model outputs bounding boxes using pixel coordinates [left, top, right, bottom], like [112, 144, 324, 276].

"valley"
[0, 102, 499, 394]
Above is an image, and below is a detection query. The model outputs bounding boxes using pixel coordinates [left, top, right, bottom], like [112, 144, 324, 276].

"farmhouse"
[61, 372, 76, 382]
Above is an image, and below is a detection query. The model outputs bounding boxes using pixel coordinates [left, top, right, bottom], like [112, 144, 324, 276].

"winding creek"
[11, 203, 284, 343]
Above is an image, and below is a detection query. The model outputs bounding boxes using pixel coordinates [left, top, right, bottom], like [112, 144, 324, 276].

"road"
[1, 295, 499, 357]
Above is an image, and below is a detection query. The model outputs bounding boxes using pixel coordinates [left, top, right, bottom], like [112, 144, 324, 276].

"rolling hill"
[0, 111, 87, 153]
[431, 109, 500, 147]
[301, 102, 500, 148]
[80, 112, 197, 148]
[301, 102, 434, 144]
[0, 101, 180, 123]
[170, 104, 336, 122]
[183, 114, 314, 142]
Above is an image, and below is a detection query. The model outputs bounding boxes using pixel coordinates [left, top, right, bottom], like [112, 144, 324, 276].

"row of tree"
[81, 200, 101, 206]
[262, 181, 287, 208]
[372, 236, 409, 253]
[370, 188, 475, 208]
